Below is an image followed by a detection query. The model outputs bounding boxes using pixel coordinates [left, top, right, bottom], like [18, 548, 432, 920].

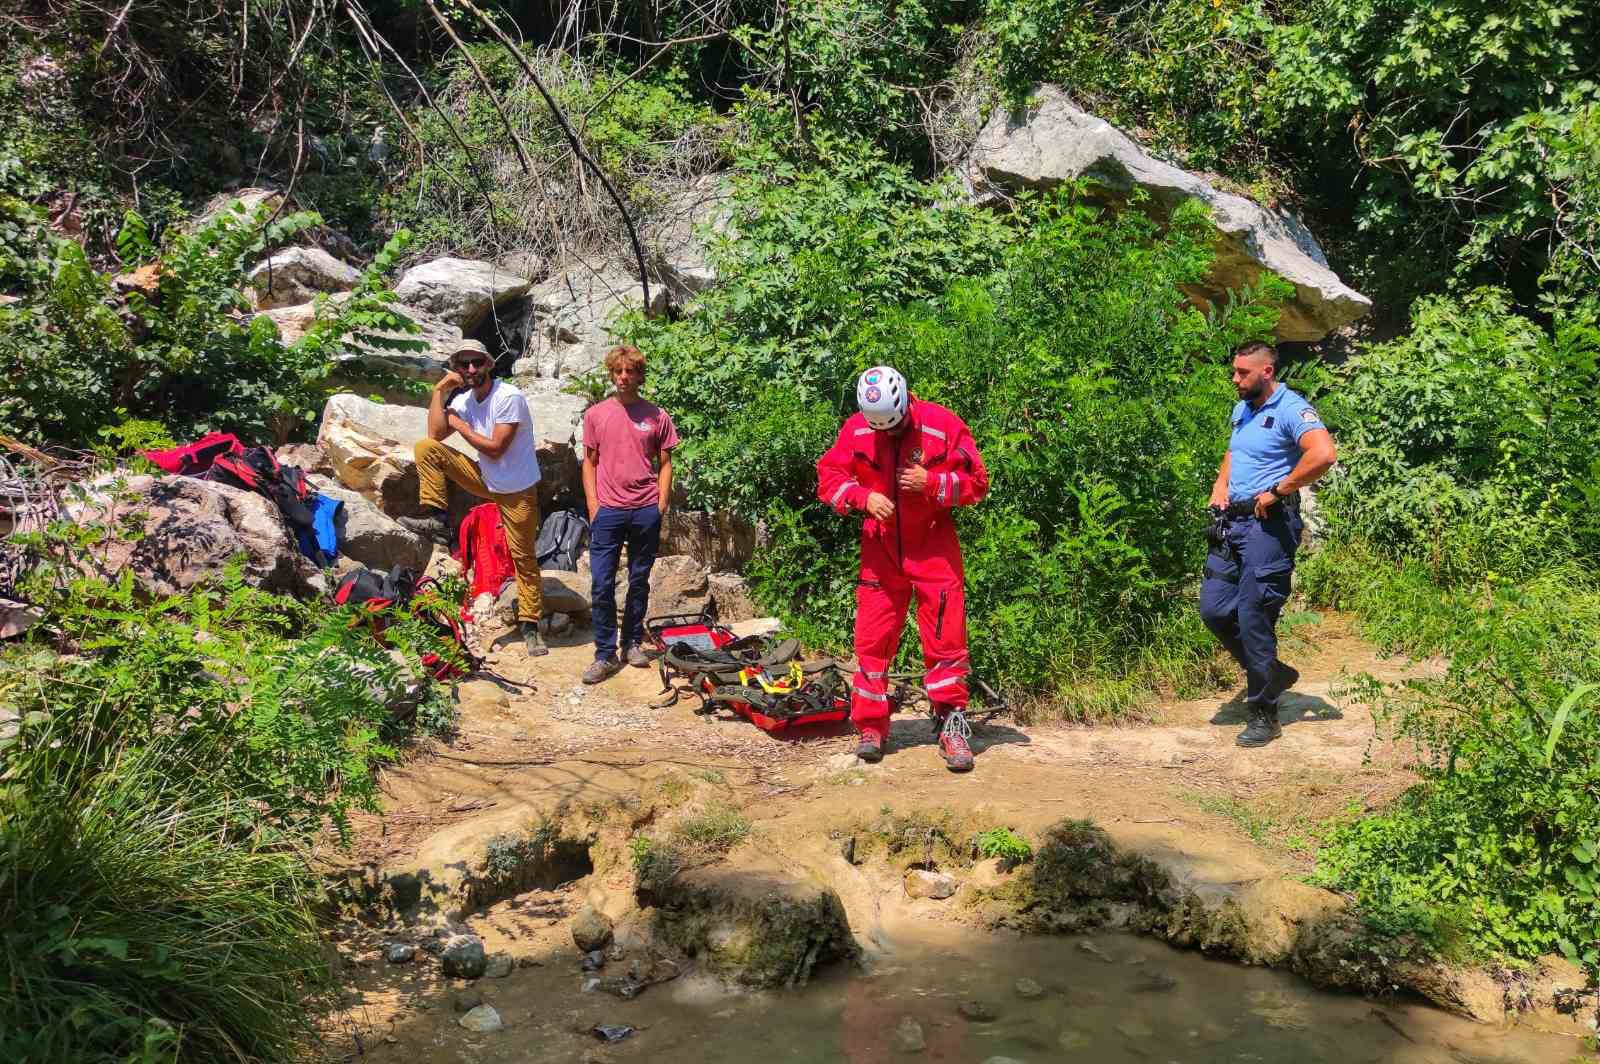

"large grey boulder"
[262, 297, 462, 382]
[64, 474, 321, 597]
[248, 246, 360, 309]
[962, 88, 1371, 341]
[394, 257, 533, 333]
[306, 475, 431, 572]
[510, 266, 662, 380]
[577, 552, 710, 616]
[660, 509, 763, 573]
[646, 175, 733, 301]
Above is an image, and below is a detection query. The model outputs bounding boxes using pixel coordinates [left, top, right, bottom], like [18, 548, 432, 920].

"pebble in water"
[1013, 977, 1045, 1000]
[1057, 1028, 1093, 1052]
[385, 943, 416, 964]
[892, 1016, 927, 1053]
[458, 1004, 503, 1033]
[958, 999, 998, 1022]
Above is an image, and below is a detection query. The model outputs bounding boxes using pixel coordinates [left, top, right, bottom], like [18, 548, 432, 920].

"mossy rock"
[647, 854, 859, 988]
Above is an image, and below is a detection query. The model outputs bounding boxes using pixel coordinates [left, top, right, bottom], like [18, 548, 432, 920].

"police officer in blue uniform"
[1201, 341, 1337, 747]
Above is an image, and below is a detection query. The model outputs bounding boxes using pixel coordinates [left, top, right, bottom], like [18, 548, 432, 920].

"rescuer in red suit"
[816, 366, 990, 772]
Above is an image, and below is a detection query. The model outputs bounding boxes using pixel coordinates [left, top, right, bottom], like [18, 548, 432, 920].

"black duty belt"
[1224, 493, 1299, 519]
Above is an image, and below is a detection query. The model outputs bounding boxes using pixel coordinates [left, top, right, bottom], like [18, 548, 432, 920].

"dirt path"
[320, 610, 1550, 1061]
[340, 609, 1421, 881]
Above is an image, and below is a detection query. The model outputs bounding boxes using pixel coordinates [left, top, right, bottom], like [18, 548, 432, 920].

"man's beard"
[1238, 378, 1266, 401]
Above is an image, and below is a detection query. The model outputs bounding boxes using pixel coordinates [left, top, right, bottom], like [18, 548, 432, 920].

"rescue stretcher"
[645, 606, 1009, 733]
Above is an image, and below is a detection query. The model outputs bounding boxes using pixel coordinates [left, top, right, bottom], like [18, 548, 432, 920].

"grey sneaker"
[522, 622, 549, 657]
[396, 509, 450, 546]
[625, 645, 656, 668]
[582, 656, 621, 685]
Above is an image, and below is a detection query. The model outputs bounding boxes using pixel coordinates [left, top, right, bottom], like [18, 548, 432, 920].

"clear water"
[385, 929, 1588, 1062]
[627, 933, 1580, 1064]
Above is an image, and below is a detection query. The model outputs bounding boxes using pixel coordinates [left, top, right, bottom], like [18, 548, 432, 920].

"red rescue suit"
[816, 399, 989, 740]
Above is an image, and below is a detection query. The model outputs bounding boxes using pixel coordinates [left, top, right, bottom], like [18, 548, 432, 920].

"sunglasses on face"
[455, 357, 489, 369]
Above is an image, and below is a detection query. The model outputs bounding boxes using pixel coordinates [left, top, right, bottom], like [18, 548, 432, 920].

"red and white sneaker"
[935, 708, 975, 773]
[855, 731, 885, 763]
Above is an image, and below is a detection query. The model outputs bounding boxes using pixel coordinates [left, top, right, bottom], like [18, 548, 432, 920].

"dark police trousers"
[1198, 506, 1303, 709]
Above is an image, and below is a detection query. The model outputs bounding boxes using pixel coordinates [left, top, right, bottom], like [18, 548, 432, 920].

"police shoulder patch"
[1300, 409, 1320, 423]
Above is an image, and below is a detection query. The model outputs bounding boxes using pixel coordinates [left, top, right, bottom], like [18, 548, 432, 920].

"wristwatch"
[1270, 482, 1291, 498]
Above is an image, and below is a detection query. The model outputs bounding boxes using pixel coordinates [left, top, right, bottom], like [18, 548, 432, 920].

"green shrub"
[672, 805, 753, 855]
[1314, 288, 1600, 583]
[1313, 565, 1600, 967]
[976, 827, 1033, 866]
[0, 201, 422, 448]
[0, 734, 328, 1063]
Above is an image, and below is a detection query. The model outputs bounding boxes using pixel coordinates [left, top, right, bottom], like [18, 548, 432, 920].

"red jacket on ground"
[816, 399, 989, 735]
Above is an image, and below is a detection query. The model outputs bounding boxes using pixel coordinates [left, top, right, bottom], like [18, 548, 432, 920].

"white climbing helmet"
[856, 366, 909, 431]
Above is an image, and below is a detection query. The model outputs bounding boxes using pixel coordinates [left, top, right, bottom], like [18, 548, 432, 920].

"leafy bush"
[976, 827, 1033, 866]
[672, 805, 753, 855]
[0, 200, 421, 448]
[1314, 288, 1600, 583]
[1313, 566, 1600, 967]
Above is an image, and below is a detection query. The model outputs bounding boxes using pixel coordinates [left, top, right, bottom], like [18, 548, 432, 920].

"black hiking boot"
[1266, 661, 1300, 702]
[1236, 705, 1283, 747]
[397, 508, 451, 547]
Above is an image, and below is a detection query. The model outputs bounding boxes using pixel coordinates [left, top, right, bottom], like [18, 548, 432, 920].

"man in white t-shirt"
[398, 339, 548, 657]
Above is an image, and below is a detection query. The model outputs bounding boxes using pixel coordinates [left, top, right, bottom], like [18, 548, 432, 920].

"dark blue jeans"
[1198, 508, 1303, 708]
[589, 504, 662, 662]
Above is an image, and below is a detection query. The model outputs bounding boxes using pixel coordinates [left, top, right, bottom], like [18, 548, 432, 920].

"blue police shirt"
[1226, 385, 1325, 503]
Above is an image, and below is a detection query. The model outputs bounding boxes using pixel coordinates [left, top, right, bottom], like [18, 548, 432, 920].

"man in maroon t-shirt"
[579, 345, 681, 684]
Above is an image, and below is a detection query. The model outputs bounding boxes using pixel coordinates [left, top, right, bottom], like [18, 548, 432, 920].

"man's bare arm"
[582, 446, 600, 523]
[449, 415, 517, 460]
[1210, 452, 1231, 508]
[1274, 429, 1336, 494]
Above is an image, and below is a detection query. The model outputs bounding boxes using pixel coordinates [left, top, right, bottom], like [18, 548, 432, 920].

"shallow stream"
[418, 928, 1585, 1063]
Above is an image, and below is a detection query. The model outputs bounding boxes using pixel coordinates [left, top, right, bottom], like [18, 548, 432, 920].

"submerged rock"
[484, 952, 514, 979]
[1014, 977, 1044, 999]
[891, 1016, 926, 1053]
[385, 943, 416, 964]
[1056, 1027, 1093, 1052]
[458, 1004, 503, 1033]
[958, 999, 998, 1022]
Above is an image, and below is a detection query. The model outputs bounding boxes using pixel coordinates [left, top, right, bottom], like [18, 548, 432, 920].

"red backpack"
[455, 503, 518, 615]
[333, 564, 479, 680]
[143, 432, 242, 475]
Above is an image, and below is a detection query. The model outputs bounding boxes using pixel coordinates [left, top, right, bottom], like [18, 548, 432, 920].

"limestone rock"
[484, 951, 514, 979]
[510, 266, 663, 380]
[394, 257, 532, 332]
[540, 569, 592, 617]
[904, 870, 959, 900]
[571, 906, 614, 953]
[247, 246, 359, 308]
[962, 87, 1371, 341]
[891, 1016, 926, 1053]
[707, 573, 757, 623]
[276, 443, 332, 476]
[316, 393, 470, 519]
[441, 933, 487, 979]
[645, 555, 710, 616]
[646, 174, 733, 300]
[457, 1004, 503, 1033]
[306, 474, 431, 572]
[660, 509, 764, 573]
[385, 942, 416, 964]
[265, 297, 463, 382]
[64, 474, 321, 598]
[193, 187, 285, 230]
[517, 377, 591, 451]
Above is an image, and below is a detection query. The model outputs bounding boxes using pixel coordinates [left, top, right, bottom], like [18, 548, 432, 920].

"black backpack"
[205, 446, 314, 532]
[333, 564, 479, 679]
[535, 509, 590, 572]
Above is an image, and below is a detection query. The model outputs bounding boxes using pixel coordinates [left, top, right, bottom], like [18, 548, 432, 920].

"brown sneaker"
[581, 657, 621, 685]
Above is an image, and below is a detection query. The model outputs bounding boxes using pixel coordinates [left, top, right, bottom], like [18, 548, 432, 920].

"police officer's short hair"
[1234, 341, 1279, 368]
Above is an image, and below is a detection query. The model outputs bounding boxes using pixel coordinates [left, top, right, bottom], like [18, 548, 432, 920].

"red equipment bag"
[143, 432, 242, 476]
[647, 607, 849, 733]
[333, 564, 479, 681]
[455, 502, 518, 617]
